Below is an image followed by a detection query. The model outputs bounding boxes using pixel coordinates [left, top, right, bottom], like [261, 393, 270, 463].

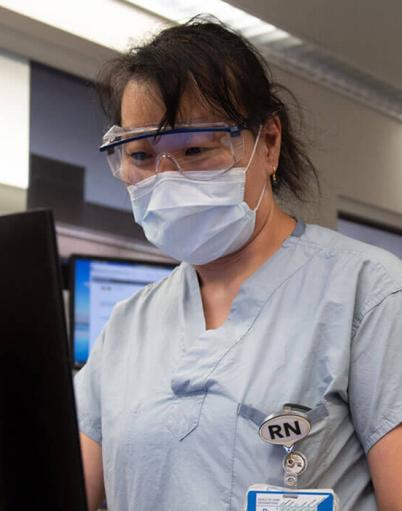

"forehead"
[120, 80, 227, 129]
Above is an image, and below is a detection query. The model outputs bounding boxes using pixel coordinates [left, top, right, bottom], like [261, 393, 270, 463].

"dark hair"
[97, 15, 319, 200]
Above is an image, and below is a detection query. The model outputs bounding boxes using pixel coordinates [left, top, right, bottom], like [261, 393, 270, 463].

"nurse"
[75, 17, 402, 511]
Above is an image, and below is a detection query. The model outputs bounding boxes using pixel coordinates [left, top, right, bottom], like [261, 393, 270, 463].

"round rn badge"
[258, 408, 311, 448]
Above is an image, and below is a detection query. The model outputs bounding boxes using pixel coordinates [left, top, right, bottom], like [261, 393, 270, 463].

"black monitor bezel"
[0, 209, 88, 510]
[69, 253, 177, 369]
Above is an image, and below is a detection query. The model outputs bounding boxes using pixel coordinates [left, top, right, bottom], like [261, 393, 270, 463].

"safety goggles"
[99, 122, 246, 185]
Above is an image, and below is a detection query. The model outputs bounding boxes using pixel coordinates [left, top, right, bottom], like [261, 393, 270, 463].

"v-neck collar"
[173, 219, 309, 396]
[181, 219, 306, 340]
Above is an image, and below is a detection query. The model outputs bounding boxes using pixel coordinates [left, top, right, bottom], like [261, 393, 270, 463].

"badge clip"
[258, 403, 311, 488]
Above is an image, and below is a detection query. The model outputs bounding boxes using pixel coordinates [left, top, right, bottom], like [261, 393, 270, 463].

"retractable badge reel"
[243, 404, 339, 511]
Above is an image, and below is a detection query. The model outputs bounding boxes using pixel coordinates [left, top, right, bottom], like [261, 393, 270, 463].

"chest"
[199, 284, 239, 330]
[100, 289, 358, 510]
[97, 240, 379, 509]
[102, 271, 355, 419]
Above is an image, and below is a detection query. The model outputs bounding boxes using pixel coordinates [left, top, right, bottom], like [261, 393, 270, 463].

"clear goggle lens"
[100, 124, 245, 185]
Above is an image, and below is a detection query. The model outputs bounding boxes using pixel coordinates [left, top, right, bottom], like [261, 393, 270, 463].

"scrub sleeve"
[74, 329, 105, 444]
[349, 289, 402, 454]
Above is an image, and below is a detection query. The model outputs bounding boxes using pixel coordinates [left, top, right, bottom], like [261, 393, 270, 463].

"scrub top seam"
[199, 249, 316, 391]
[359, 286, 402, 316]
[228, 401, 240, 511]
[79, 415, 102, 444]
[364, 407, 402, 454]
[287, 235, 402, 283]
[351, 288, 402, 342]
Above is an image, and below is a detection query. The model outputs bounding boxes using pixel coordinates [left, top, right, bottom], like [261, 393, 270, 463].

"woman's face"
[121, 80, 282, 236]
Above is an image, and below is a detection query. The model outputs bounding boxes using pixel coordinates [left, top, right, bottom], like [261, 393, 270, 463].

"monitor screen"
[70, 255, 175, 366]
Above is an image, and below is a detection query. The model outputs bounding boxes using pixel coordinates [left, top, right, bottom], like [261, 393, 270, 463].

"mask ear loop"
[253, 180, 267, 212]
[243, 125, 267, 212]
[244, 124, 263, 174]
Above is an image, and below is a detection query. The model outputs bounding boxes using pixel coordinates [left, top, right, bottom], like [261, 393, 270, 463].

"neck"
[194, 201, 296, 293]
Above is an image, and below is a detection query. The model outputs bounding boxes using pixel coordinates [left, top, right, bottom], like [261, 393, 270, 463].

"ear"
[262, 116, 282, 175]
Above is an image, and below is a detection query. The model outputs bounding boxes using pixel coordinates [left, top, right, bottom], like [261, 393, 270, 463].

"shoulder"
[102, 262, 185, 337]
[291, 223, 402, 323]
[302, 223, 399, 262]
[92, 263, 186, 362]
[300, 222, 402, 286]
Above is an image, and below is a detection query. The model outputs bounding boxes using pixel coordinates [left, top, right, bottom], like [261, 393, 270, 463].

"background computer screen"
[70, 255, 175, 366]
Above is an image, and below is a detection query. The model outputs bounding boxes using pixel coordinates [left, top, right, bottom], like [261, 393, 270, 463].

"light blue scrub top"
[74, 220, 402, 511]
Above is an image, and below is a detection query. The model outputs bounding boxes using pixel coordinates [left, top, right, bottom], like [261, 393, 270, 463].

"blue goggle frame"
[99, 123, 244, 152]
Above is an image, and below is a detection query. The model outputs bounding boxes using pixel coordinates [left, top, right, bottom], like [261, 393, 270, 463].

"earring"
[271, 167, 279, 192]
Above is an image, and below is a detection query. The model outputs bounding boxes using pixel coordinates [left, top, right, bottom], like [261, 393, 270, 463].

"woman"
[75, 17, 402, 511]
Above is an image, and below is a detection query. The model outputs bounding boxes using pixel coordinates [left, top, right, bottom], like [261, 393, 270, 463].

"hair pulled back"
[97, 15, 318, 200]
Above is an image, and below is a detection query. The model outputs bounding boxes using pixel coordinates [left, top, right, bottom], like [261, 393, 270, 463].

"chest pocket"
[229, 401, 330, 510]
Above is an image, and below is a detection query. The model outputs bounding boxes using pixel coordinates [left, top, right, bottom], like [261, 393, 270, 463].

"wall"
[272, 65, 402, 230]
[30, 62, 130, 212]
[0, 48, 30, 214]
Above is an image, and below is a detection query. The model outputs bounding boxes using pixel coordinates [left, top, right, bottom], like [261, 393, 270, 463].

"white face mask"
[127, 128, 264, 264]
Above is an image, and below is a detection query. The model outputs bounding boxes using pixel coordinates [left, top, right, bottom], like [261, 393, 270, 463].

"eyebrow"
[121, 116, 230, 131]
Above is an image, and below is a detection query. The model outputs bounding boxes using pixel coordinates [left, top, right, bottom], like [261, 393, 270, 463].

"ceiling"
[227, 0, 402, 92]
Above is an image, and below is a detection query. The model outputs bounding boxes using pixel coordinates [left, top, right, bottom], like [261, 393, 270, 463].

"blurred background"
[1, 0, 401, 263]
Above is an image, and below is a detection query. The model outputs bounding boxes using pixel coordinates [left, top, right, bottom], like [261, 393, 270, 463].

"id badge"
[245, 485, 339, 511]
[240, 403, 340, 511]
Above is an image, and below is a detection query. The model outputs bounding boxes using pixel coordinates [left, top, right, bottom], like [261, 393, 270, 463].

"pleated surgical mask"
[127, 126, 264, 264]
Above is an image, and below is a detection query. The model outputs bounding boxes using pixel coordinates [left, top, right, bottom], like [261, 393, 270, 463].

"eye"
[185, 146, 209, 156]
[130, 151, 149, 161]
[124, 139, 154, 164]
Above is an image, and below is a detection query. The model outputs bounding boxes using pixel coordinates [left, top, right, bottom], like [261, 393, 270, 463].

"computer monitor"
[70, 255, 176, 366]
[0, 209, 87, 511]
